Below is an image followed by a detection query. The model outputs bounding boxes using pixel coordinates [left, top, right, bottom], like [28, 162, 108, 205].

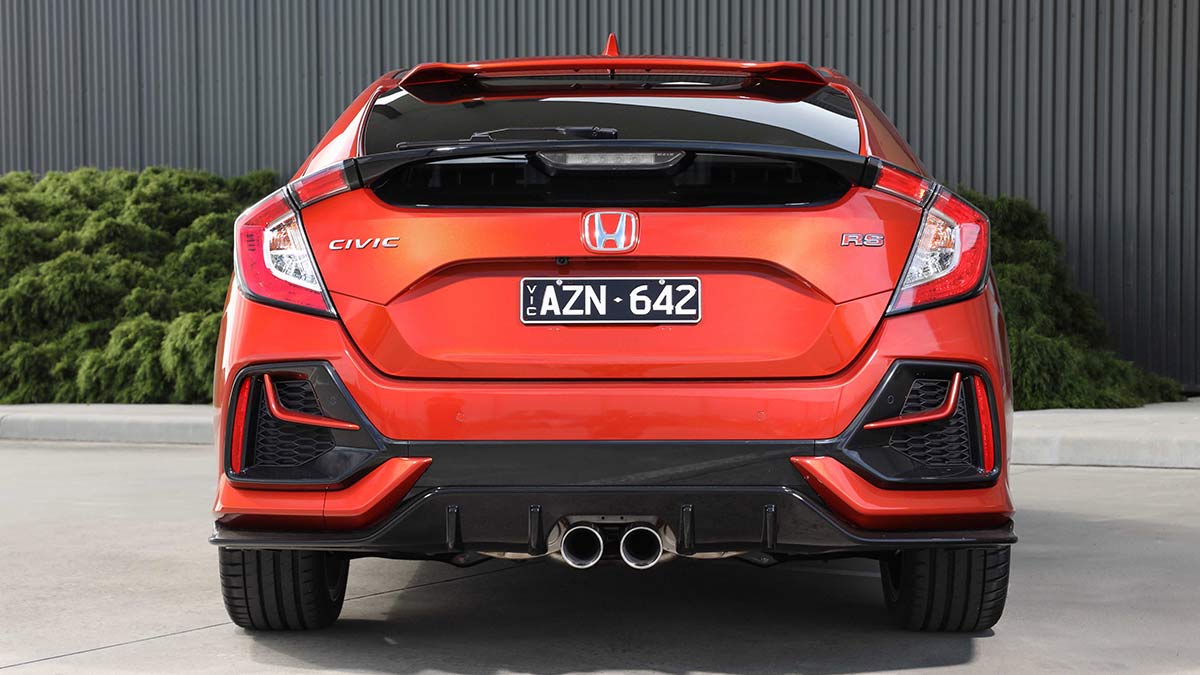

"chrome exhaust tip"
[560, 524, 605, 569]
[619, 525, 663, 570]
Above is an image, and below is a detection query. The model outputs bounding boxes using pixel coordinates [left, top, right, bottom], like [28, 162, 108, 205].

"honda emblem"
[581, 210, 639, 254]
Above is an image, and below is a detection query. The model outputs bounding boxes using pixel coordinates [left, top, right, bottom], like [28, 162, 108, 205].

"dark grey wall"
[1, 0, 1197, 389]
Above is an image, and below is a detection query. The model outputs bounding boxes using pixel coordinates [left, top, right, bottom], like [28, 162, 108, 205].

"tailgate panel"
[305, 189, 920, 379]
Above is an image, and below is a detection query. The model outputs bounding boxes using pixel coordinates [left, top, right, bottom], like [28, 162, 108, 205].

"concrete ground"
[1, 441, 1198, 674]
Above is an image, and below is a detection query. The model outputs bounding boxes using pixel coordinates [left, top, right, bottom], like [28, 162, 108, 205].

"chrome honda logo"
[581, 210, 639, 254]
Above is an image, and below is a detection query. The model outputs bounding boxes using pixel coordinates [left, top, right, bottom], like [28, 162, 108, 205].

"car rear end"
[212, 55, 1013, 632]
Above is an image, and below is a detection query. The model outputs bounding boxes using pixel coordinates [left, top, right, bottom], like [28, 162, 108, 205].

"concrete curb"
[0, 399, 1196, 468]
[1010, 397, 1200, 469]
[0, 404, 211, 446]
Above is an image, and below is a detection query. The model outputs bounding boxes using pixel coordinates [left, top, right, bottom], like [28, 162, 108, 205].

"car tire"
[880, 546, 1010, 632]
[219, 548, 349, 630]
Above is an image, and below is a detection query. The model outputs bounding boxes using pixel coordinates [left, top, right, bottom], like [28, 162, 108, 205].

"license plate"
[521, 277, 701, 325]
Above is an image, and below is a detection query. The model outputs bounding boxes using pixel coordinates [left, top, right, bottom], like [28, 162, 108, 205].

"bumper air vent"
[223, 364, 384, 489]
[828, 362, 1001, 488]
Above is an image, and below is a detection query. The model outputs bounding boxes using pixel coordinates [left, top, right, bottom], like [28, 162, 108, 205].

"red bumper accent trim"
[862, 371, 962, 430]
[262, 372, 360, 431]
[214, 457, 431, 530]
[790, 456, 1012, 530]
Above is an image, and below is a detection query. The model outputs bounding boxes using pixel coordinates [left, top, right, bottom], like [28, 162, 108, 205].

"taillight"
[234, 163, 351, 316]
[887, 188, 990, 314]
[873, 162, 932, 205]
[291, 162, 352, 208]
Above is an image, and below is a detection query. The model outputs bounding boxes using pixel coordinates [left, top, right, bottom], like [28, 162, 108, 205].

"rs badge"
[840, 233, 885, 247]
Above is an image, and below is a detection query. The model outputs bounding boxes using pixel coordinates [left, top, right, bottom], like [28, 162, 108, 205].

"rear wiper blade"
[395, 126, 618, 150]
[464, 126, 619, 142]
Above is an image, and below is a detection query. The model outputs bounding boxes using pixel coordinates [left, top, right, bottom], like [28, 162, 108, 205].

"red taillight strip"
[229, 379, 252, 473]
[290, 162, 352, 208]
[262, 373, 361, 431]
[863, 372, 962, 430]
[872, 162, 933, 205]
[975, 376, 996, 472]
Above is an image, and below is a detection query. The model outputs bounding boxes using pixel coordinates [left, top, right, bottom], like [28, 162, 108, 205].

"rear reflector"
[974, 376, 996, 472]
[228, 378, 252, 473]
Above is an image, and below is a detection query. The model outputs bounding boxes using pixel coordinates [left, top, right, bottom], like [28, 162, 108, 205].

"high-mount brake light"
[536, 150, 685, 170]
[886, 187, 990, 314]
[873, 163, 932, 205]
[291, 163, 353, 208]
[234, 189, 334, 316]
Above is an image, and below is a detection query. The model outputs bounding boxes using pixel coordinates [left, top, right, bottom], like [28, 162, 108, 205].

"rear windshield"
[370, 152, 853, 208]
[361, 85, 861, 155]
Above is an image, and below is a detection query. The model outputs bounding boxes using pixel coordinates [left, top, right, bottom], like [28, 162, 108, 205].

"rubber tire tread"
[881, 546, 1010, 632]
[219, 547, 347, 630]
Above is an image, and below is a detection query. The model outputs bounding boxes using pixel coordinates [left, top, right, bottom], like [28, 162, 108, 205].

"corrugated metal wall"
[1, 0, 1197, 389]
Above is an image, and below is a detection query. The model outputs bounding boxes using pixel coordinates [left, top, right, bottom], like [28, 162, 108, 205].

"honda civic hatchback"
[212, 41, 1014, 633]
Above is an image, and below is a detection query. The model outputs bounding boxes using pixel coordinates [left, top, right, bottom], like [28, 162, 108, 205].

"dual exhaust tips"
[560, 523, 664, 570]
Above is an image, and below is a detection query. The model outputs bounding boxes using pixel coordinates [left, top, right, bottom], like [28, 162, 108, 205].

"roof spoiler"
[395, 57, 829, 104]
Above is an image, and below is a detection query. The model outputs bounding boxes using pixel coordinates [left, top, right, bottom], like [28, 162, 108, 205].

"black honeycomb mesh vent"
[249, 387, 334, 468]
[273, 378, 322, 415]
[900, 378, 951, 415]
[887, 378, 974, 468]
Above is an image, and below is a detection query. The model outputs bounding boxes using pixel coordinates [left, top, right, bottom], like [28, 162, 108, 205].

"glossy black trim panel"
[211, 484, 1016, 560]
[352, 140, 875, 190]
[408, 440, 813, 488]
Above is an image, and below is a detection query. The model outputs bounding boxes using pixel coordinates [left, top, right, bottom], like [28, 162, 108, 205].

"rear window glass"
[362, 85, 861, 155]
[370, 152, 853, 208]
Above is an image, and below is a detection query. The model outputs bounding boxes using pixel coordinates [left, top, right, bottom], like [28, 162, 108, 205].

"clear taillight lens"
[264, 215, 322, 291]
[887, 188, 990, 314]
[234, 190, 334, 316]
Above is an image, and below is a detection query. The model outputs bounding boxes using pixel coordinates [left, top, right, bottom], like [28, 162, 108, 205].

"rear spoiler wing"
[341, 140, 882, 190]
[396, 57, 829, 104]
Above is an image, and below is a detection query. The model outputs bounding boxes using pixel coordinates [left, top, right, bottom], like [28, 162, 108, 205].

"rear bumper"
[212, 283, 1014, 546]
[214, 284, 1011, 444]
[211, 484, 1015, 561]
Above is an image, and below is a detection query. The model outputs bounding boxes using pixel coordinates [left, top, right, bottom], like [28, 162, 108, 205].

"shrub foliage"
[0, 168, 275, 403]
[0, 167, 1183, 408]
[959, 188, 1183, 409]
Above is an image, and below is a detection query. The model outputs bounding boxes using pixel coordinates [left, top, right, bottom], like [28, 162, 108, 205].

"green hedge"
[0, 167, 1184, 408]
[0, 168, 274, 403]
[960, 187, 1183, 409]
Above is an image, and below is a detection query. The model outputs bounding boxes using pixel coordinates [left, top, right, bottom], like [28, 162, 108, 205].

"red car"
[212, 44, 1013, 633]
